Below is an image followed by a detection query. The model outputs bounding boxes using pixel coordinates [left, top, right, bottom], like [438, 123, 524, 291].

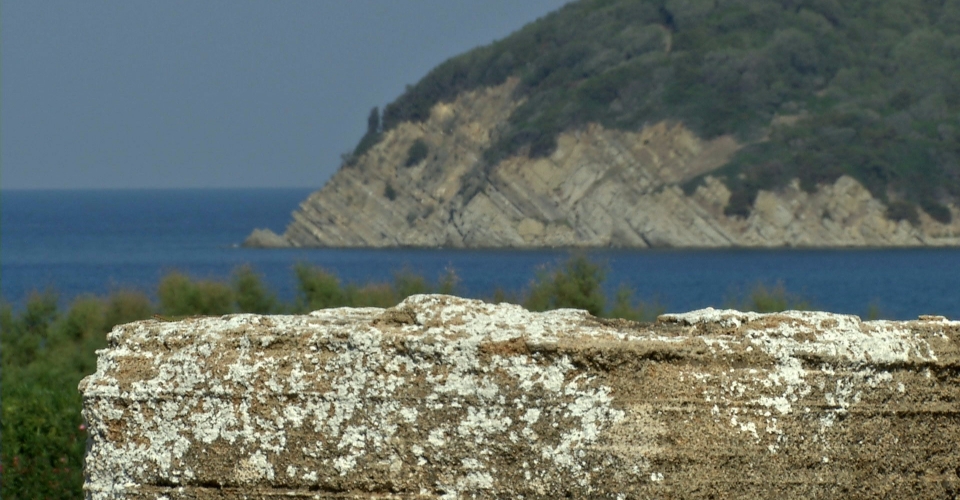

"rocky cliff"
[80, 295, 960, 498]
[247, 80, 960, 248]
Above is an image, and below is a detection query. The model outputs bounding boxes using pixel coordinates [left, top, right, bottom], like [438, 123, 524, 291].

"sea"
[2, 188, 959, 320]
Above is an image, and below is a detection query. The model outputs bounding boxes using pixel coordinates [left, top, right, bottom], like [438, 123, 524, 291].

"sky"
[2, 0, 571, 190]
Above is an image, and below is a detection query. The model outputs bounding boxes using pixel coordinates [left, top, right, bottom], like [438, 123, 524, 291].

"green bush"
[350, 131, 381, 162]
[864, 300, 891, 320]
[233, 265, 278, 314]
[885, 200, 920, 225]
[103, 289, 153, 330]
[732, 281, 810, 313]
[1, 292, 108, 499]
[293, 263, 462, 311]
[436, 267, 460, 296]
[524, 254, 607, 316]
[384, 182, 398, 201]
[392, 268, 431, 299]
[405, 139, 430, 167]
[343, 282, 398, 308]
[294, 264, 347, 311]
[3, 291, 58, 368]
[489, 287, 520, 305]
[919, 199, 952, 224]
[2, 367, 87, 499]
[59, 295, 104, 342]
[158, 272, 235, 316]
[349, 107, 383, 162]
[607, 284, 663, 322]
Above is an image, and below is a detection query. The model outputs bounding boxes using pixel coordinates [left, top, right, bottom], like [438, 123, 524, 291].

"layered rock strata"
[248, 80, 960, 248]
[80, 295, 960, 499]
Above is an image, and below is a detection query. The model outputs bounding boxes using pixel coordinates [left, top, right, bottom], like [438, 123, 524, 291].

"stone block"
[80, 295, 960, 498]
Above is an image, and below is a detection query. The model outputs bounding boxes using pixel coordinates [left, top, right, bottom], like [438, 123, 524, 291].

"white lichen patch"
[660, 307, 762, 329]
[233, 450, 274, 484]
[670, 309, 948, 452]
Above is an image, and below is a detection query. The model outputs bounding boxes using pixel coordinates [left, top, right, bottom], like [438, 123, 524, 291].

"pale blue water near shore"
[2, 189, 959, 319]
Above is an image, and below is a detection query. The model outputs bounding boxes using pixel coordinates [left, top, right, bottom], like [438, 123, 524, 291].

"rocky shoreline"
[247, 80, 960, 249]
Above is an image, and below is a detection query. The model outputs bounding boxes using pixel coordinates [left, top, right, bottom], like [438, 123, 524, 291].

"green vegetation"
[0, 256, 884, 497]
[345, 106, 383, 165]
[524, 254, 609, 316]
[158, 272, 236, 316]
[405, 138, 430, 167]
[384, 182, 398, 200]
[2, 292, 124, 499]
[292, 264, 460, 311]
[369, 0, 960, 221]
[232, 264, 280, 314]
[727, 280, 810, 313]
[523, 255, 664, 321]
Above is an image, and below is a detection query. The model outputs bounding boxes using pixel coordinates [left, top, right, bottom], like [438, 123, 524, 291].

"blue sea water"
[2, 188, 959, 319]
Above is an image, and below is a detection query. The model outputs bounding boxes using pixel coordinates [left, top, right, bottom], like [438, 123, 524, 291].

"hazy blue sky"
[2, 1, 570, 189]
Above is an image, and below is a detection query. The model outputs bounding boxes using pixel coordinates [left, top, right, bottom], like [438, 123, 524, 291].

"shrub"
[1, 292, 95, 499]
[2, 291, 58, 368]
[233, 265, 278, 314]
[864, 300, 891, 320]
[58, 295, 104, 342]
[724, 189, 756, 218]
[351, 130, 381, 160]
[158, 272, 235, 316]
[392, 268, 431, 299]
[293, 264, 464, 311]
[20, 290, 59, 337]
[384, 182, 398, 201]
[0, 301, 13, 366]
[920, 199, 952, 224]
[524, 254, 607, 317]
[734, 281, 810, 313]
[294, 264, 346, 311]
[2, 367, 87, 499]
[345, 282, 398, 308]
[607, 285, 663, 322]
[405, 139, 429, 167]
[885, 200, 920, 225]
[436, 267, 460, 295]
[103, 289, 153, 329]
[350, 107, 383, 160]
[489, 287, 520, 305]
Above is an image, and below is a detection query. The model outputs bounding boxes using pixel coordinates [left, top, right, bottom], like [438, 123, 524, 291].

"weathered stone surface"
[258, 79, 960, 249]
[80, 295, 960, 499]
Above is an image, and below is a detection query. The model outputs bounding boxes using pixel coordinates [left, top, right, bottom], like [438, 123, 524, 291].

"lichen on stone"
[81, 296, 960, 499]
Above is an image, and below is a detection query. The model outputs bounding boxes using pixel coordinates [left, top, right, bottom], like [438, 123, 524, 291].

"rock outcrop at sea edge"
[247, 79, 960, 248]
[80, 294, 960, 499]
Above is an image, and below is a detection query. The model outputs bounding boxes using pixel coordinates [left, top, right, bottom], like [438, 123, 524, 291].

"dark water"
[2, 189, 959, 319]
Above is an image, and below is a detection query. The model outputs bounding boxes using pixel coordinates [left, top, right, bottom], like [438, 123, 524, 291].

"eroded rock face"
[80, 295, 960, 499]
[253, 79, 960, 248]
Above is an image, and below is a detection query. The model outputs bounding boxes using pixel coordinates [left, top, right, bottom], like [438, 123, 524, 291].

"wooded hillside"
[365, 0, 960, 222]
